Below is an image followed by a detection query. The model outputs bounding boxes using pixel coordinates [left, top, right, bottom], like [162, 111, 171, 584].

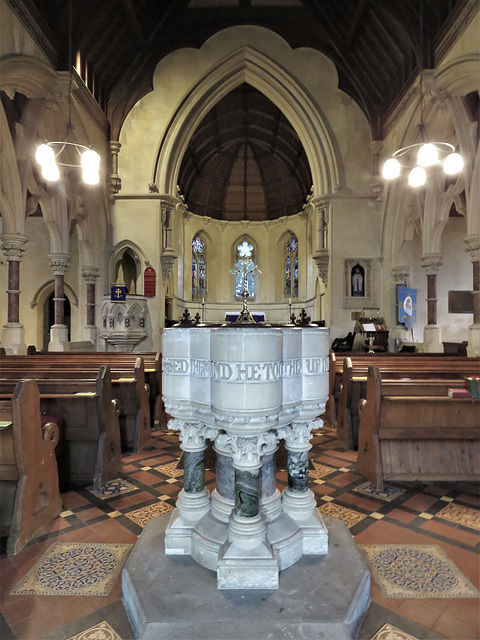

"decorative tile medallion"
[11, 543, 132, 596]
[125, 501, 174, 527]
[436, 502, 480, 530]
[310, 462, 336, 479]
[66, 620, 122, 640]
[318, 502, 366, 527]
[154, 461, 183, 477]
[89, 478, 138, 500]
[354, 481, 405, 502]
[360, 544, 480, 598]
[369, 622, 419, 640]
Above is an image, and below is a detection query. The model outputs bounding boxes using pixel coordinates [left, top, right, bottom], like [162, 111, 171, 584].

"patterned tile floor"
[0, 424, 478, 640]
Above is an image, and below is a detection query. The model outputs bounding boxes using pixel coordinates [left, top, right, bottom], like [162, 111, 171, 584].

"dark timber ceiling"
[9, 0, 473, 219]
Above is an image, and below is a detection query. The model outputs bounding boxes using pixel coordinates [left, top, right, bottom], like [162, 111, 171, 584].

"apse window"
[234, 240, 256, 299]
[192, 235, 206, 298]
[284, 235, 298, 298]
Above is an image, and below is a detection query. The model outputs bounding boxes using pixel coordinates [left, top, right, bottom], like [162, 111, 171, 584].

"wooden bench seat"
[0, 357, 151, 451]
[0, 380, 62, 555]
[0, 366, 122, 490]
[22, 350, 162, 429]
[356, 366, 480, 490]
[336, 356, 471, 450]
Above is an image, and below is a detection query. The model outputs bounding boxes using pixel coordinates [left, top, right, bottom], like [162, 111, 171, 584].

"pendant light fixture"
[35, 0, 101, 185]
[382, 1, 463, 188]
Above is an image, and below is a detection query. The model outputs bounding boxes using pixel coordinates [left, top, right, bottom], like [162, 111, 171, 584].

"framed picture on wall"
[343, 258, 376, 309]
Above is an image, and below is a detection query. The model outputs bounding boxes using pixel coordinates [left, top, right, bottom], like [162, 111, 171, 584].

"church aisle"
[0, 425, 478, 640]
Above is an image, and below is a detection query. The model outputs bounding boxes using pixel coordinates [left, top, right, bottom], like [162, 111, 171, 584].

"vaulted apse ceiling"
[178, 84, 312, 221]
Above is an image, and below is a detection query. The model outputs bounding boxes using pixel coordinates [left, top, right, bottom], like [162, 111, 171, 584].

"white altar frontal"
[161, 322, 329, 589]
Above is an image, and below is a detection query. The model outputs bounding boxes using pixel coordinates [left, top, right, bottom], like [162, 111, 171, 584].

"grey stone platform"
[122, 513, 370, 639]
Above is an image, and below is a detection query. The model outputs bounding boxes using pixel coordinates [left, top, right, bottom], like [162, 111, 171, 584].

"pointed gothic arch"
[153, 41, 342, 198]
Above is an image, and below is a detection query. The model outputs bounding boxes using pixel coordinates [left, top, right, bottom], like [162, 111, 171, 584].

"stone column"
[160, 198, 177, 283]
[312, 198, 330, 287]
[82, 266, 100, 345]
[1, 233, 28, 354]
[110, 141, 121, 202]
[279, 420, 328, 554]
[48, 253, 70, 352]
[164, 420, 212, 556]
[421, 253, 443, 353]
[391, 266, 411, 347]
[217, 434, 279, 590]
[465, 236, 480, 356]
[370, 140, 384, 203]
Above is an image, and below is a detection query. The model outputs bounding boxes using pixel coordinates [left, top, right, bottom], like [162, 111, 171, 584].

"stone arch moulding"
[110, 240, 150, 291]
[30, 279, 79, 310]
[153, 45, 342, 198]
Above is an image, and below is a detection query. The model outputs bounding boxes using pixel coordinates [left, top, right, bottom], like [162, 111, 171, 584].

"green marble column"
[183, 450, 205, 493]
[287, 449, 309, 492]
[235, 468, 259, 517]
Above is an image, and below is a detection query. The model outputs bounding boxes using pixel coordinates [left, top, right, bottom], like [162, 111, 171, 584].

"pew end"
[0, 380, 62, 555]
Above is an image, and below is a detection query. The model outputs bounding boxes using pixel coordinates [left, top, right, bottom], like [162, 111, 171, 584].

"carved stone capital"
[370, 140, 384, 155]
[392, 265, 410, 285]
[1, 233, 28, 261]
[278, 421, 313, 451]
[161, 247, 177, 282]
[464, 235, 480, 262]
[49, 253, 70, 275]
[369, 176, 384, 203]
[81, 266, 100, 283]
[311, 196, 330, 215]
[313, 249, 329, 286]
[421, 253, 443, 275]
[168, 419, 216, 452]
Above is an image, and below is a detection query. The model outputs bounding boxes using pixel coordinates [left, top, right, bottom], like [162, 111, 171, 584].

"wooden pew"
[336, 357, 469, 450]
[0, 356, 151, 451]
[356, 366, 480, 490]
[0, 380, 62, 555]
[22, 349, 161, 429]
[0, 366, 122, 490]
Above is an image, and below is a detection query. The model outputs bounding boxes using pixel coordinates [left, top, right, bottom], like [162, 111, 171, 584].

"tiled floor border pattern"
[1, 425, 478, 640]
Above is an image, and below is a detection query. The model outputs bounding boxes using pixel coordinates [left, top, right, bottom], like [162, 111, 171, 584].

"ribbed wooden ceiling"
[178, 84, 312, 220]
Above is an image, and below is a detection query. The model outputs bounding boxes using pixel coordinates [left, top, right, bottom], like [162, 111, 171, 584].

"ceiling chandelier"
[35, 0, 100, 185]
[382, 127, 463, 188]
[382, 2, 463, 188]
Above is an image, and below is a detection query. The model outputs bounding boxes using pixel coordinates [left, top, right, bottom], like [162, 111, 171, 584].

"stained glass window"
[192, 235, 206, 297]
[234, 240, 255, 298]
[284, 235, 298, 297]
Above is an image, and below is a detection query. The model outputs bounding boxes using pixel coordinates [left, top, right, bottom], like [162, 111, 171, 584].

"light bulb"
[41, 160, 60, 181]
[443, 152, 463, 175]
[408, 166, 426, 187]
[82, 168, 100, 185]
[36, 143, 55, 165]
[417, 143, 438, 167]
[382, 158, 400, 179]
[81, 149, 100, 170]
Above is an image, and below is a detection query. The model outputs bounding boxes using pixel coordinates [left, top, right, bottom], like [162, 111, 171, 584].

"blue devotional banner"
[397, 286, 417, 328]
[111, 284, 126, 301]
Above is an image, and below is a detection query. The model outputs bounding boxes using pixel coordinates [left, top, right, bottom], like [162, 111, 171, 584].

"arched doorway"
[43, 291, 71, 352]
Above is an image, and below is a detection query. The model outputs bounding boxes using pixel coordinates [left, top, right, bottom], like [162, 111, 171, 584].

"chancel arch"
[152, 32, 342, 199]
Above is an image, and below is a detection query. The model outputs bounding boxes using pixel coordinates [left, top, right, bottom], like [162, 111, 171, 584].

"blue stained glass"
[192, 237, 204, 253]
[285, 255, 291, 296]
[286, 237, 298, 252]
[199, 256, 205, 293]
[192, 254, 197, 294]
[293, 255, 298, 296]
[235, 259, 255, 298]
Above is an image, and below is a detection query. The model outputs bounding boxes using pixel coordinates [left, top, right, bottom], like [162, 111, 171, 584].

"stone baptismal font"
[122, 246, 370, 639]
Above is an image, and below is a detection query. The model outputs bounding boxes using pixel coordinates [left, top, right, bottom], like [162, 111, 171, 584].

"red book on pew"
[448, 387, 473, 399]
